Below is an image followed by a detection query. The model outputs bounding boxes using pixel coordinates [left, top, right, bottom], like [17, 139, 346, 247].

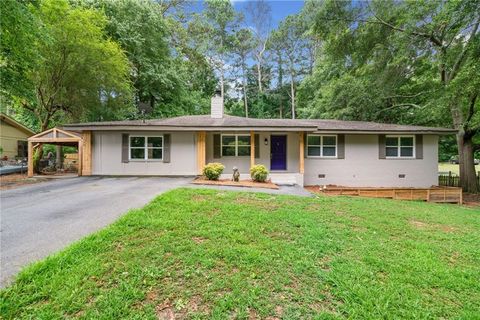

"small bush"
[203, 162, 225, 180]
[250, 164, 269, 182]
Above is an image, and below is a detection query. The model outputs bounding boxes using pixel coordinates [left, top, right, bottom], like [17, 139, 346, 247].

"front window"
[386, 135, 415, 158]
[307, 135, 337, 157]
[221, 134, 251, 156]
[130, 136, 163, 160]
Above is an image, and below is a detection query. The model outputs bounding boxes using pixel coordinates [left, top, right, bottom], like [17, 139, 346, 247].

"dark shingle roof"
[65, 115, 315, 128]
[64, 115, 455, 133]
[301, 119, 454, 133]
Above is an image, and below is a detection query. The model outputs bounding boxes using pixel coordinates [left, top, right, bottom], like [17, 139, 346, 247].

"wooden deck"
[312, 186, 463, 204]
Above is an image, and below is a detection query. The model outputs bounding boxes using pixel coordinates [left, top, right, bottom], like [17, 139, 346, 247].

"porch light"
[264, 138, 268, 145]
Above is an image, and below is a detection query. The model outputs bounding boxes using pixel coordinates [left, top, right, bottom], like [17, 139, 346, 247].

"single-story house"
[0, 113, 35, 160]
[60, 93, 454, 187]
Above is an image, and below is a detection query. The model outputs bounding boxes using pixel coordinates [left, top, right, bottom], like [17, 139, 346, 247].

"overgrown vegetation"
[1, 188, 479, 319]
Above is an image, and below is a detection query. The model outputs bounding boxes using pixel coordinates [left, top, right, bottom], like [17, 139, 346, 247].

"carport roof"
[28, 127, 82, 145]
[63, 115, 456, 134]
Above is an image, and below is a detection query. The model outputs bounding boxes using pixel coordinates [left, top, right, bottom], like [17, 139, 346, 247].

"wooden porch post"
[299, 132, 304, 174]
[27, 141, 33, 177]
[81, 131, 92, 176]
[78, 140, 83, 176]
[250, 130, 255, 168]
[197, 131, 206, 174]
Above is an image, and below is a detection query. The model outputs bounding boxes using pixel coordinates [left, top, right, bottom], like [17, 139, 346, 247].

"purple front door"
[270, 135, 287, 170]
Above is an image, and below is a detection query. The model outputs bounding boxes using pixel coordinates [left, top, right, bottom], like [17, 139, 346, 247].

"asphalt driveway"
[0, 176, 192, 287]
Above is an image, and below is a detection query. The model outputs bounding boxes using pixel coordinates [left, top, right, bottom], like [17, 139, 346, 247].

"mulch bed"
[192, 178, 279, 189]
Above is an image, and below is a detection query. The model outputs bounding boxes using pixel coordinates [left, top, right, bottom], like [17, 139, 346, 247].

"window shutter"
[122, 134, 129, 163]
[254, 134, 260, 158]
[163, 134, 171, 163]
[304, 133, 307, 158]
[415, 134, 423, 159]
[337, 134, 345, 159]
[378, 135, 386, 159]
[213, 134, 221, 158]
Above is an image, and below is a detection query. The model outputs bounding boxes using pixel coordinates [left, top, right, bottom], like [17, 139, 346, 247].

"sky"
[233, 0, 305, 29]
[186, 0, 306, 31]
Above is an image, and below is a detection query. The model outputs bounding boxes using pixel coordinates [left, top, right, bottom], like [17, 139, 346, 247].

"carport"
[27, 128, 92, 177]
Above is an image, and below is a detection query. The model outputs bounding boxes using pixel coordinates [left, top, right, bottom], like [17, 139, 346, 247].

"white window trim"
[306, 134, 338, 158]
[385, 135, 416, 159]
[129, 135, 164, 161]
[221, 134, 251, 157]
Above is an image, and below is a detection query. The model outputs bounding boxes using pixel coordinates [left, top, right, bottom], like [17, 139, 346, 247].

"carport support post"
[78, 140, 83, 176]
[56, 145, 63, 169]
[250, 130, 255, 168]
[81, 131, 92, 176]
[196, 131, 206, 175]
[27, 141, 33, 177]
[299, 132, 304, 174]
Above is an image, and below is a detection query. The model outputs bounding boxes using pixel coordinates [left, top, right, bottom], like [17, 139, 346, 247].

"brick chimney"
[210, 90, 223, 118]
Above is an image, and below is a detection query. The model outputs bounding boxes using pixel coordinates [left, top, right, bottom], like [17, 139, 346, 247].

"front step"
[218, 173, 303, 186]
[269, 174, 298, 186]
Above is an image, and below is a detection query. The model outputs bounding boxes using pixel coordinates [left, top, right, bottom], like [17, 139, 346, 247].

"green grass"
[1, 188, 479, 319]
[439, 162, 480, 175]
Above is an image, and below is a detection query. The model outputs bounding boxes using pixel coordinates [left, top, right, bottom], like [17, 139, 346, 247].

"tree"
[271, 15, 309, 119]
[0, 0, 42, 112]
[201, 0, 240, 98]
[299, 0, 322, 75]
[80, 0, 171, 116]
[162, 4, 217, 115]
[231, 29, 255, 117]
[307, 0, 480, 192]
[14, 0, 132, 131]
[77, 0, 216, 118]
[244, 0, 272, 94]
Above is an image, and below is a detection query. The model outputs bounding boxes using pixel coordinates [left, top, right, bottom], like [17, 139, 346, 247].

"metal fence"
[439, 171, 480, 188]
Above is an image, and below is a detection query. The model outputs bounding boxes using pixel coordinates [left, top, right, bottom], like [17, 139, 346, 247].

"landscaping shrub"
[250, 164, 269, 182]
[203, 162, 225, 180]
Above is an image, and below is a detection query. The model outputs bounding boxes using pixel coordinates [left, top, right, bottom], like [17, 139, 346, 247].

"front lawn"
[1, 188, 479, 319]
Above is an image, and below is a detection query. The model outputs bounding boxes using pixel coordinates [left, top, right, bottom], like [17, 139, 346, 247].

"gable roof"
[63, 114, 455, 134]
[0, 113, 36, 136]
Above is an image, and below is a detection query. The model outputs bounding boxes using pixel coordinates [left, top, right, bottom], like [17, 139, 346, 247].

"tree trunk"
[56, 145, 63, 169]
[457, 132, 479, 193]
[290, 74, 295, 119]
[257, 62, 262, 93]
[243, 74, 248, 118]
[34, 120, 50, 174]
[220, 38, 225, 98]
[220, 70, 224, 98]
[277, 52, 283, 119]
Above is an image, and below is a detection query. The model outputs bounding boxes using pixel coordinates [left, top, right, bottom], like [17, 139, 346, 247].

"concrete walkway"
[0, 176, 311, 287]
[186, 183, 313, 197]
